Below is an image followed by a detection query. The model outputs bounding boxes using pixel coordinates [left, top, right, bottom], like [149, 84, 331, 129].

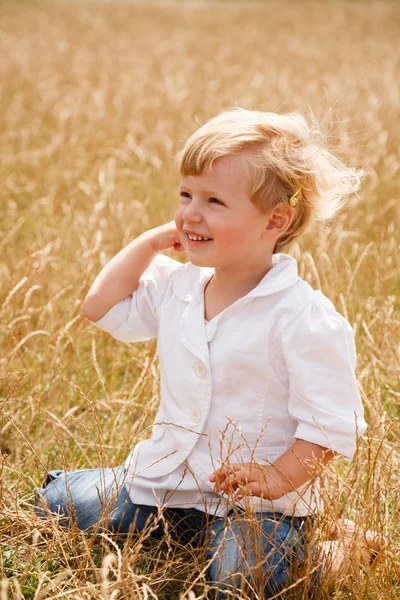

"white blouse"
[93, 253, 367, 517]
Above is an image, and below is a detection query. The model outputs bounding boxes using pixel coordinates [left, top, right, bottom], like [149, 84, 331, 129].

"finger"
[249, 481, 263, 497]
[234, 483, 252, 501]
[209, 469, 226, 489]
[209, 463, 241, 482]
[213, 471, 237, 492]
[215, 463, 242, 475]
[220, 466, 245, 489]
[217, 470, 250, 494]
[227, 469, 251, 486]
[234, 480, 267, 501]
[211, 476, 227, 492]
[219, 475, 241, 493]
[209, 469, 224, 483]
[249, 479, 273, 499]
[210, 465, 243, 493]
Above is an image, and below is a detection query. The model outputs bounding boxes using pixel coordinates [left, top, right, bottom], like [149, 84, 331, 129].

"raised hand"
[83, 220, 186, 322]
[149, 220, 186, 253]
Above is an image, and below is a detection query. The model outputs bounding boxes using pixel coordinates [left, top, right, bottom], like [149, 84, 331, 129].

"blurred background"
[0, 1, 399, 598]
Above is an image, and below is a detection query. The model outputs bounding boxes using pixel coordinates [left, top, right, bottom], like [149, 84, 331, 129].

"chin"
[188, 256, 214, 268]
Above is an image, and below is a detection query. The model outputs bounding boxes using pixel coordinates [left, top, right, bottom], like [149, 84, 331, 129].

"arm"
[82, 221, 184, 323]
[210, 439, 335, 501]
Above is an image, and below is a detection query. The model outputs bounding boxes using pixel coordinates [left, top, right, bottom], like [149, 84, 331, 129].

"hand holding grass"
[209, 462, 287, 502]
[209, 439, 336, 503]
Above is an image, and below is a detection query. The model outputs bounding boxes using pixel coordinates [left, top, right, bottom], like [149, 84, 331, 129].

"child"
[35, 108, 381, 598]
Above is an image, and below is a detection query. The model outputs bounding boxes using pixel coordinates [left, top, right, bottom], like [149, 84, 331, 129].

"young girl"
[35, 108, 380, 598]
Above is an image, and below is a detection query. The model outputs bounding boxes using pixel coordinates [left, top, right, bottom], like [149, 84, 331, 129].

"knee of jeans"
[34, 488, 48, 518]
[209, 556, 289, 598]
[207, 535, 245, 596]
[265, 566, 290, 595]
[33, 487, 75, 527]
[207, 532, 294, 599]
[41, 470, 66, 488]
[207, 561, 243, 600]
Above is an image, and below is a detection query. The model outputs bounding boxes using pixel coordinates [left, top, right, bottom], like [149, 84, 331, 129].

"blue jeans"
[34, 466, 315, 599]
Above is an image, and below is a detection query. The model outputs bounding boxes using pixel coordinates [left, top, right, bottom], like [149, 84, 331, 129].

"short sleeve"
[281, 300, 367, 459]
[92, 254, 182, 343]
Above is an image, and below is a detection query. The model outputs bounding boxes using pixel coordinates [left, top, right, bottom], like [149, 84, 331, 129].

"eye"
[180, 191, 191, 199]
[209, 197, 224, 205]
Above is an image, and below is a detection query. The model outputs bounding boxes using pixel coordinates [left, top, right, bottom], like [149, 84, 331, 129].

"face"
[175, 155, 271, 272]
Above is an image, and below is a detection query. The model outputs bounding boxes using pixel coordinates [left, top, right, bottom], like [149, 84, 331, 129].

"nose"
[181, 199, 203, 223]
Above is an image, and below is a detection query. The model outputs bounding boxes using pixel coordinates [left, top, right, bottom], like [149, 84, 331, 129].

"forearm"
[210, 439, 336, 502]
[82, 231, 158, 322]
[265, 439, 335, 500]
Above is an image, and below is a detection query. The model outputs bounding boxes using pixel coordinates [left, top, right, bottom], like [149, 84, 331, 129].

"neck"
[211, 256, 275, 298]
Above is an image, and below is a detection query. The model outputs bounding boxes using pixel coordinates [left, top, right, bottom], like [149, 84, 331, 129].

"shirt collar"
[173, 253, 299, 301]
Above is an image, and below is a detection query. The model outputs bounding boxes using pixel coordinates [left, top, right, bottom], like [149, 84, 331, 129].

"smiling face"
[175, 155, 273, 273]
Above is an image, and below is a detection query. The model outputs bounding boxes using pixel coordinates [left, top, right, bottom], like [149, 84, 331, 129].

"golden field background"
[0, 0, 399, 598]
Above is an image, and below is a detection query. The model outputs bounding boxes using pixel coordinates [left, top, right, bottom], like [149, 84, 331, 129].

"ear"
[263, 203, 295, 238]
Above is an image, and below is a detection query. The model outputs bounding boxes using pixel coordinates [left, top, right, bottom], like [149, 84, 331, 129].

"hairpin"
[289, 186, 302, 207]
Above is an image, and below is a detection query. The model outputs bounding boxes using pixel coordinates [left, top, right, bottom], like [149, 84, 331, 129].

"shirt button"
[190, 407, 201, 423]
[194, 360, 207, 378]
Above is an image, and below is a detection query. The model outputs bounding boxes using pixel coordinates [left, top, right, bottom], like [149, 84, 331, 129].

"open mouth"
[186, 233, 212, 245]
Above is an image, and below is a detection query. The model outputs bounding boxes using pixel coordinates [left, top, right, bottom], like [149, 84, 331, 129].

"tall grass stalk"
[0, 1, 399, 598]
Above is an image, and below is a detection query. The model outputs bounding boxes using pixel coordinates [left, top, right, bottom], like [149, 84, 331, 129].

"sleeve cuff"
[294, 422, 365, 460]
[91, 296, 131, 334]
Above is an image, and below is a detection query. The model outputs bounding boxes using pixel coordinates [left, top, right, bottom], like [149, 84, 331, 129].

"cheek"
[174, 209, 186, 243]
[174, 207, 183, 228]
[221, 231, 239, 248]
[215, 220, 249, 248]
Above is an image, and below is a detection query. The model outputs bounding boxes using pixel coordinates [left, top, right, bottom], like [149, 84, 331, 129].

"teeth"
[187, 233, 210, 241]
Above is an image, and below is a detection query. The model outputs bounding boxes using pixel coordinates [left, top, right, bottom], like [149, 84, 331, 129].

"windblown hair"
[177, 107, 363, 252]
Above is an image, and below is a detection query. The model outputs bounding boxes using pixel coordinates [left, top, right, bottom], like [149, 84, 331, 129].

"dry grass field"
[1, 0, 399, 598]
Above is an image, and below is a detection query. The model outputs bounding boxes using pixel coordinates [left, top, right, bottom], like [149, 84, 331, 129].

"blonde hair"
[177, 107, 363, 253]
